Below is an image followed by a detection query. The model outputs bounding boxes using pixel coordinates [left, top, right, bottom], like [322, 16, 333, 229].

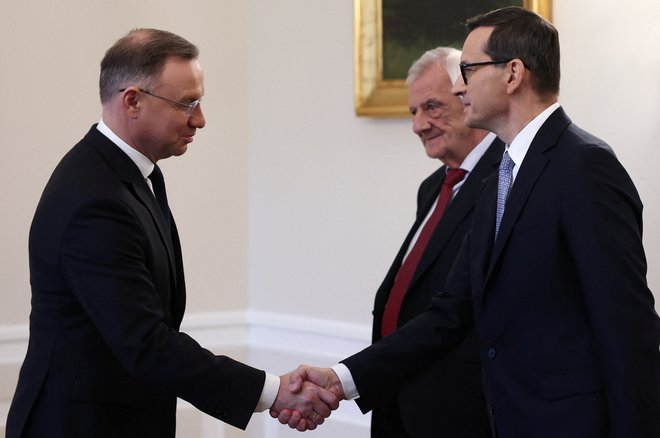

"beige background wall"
[1, 0, 659, 436]
[247, 0, 660, 320]
[0, 0, 252, 323]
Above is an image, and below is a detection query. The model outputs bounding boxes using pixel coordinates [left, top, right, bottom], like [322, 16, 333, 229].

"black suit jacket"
[7, 126, 265, 438]
[370, 138, 503, 437]
[344, 108, 660, 437]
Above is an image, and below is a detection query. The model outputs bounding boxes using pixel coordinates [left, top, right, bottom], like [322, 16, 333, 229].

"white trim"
[0, 310, 371, 364]
[0, 325, 29, 364]
[247, 310, 371, 359]
[0, 311, 372, 437]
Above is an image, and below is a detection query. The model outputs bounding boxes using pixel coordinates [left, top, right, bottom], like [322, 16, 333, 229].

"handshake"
[270, 365, 344, 432]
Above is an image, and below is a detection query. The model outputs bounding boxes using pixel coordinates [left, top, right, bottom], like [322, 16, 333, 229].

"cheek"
[424, 136, 449, 156]
[436, 114, 462, 135]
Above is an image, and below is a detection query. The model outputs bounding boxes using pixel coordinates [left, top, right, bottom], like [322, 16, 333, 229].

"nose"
[452, 75, 466, 97]
[412, 112, 430, 136]
[189, 104, 206, 129]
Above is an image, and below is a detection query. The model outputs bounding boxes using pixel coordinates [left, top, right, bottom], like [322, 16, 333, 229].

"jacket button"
[487, 348, 497, 359]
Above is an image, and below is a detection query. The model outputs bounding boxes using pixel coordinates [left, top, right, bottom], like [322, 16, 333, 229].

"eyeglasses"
[459, 59, 512, 85]
[119, 88, 202, 116]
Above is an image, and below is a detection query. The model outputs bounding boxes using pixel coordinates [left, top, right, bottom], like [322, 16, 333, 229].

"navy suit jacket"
[370, 138, 503, 437]
[7, 126, 265, 438]
[344, 108, 660, 437]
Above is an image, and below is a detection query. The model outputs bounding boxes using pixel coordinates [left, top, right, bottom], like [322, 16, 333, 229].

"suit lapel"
[485, 108, 572, 283]
[372, 173, 440, 337]
[84, 126, 179, 285]
[131, 179, 177, 261]
[385, 183, 437, 289]
[411, 138, 504, 289]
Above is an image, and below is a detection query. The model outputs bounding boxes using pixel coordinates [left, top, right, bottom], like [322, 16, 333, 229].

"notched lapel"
[486, 108, 572, 281]
[415, 170, 481, 281]
[132, 180, 177, 272]
[85, 126, 178, 282]
[413, 139, 504, 289]
[472, 175, 498, 296]
[487, 153, 549, 276]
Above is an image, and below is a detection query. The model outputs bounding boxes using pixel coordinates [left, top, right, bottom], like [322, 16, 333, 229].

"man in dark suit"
[370, 47, 502, 438]
[6, 28, 337, 438]
[280, 7, 660, 437]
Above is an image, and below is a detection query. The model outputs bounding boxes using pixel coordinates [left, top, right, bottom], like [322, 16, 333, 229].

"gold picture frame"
[354, 0, 553, 117]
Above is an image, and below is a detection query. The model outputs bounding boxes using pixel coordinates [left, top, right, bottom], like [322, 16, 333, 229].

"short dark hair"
[99, 28, 199, 103]
[466, 6, 560, 95]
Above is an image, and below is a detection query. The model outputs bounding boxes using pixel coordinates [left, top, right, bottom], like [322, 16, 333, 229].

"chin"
[424, 145, 445, 160]
[173, 145, 189, 157]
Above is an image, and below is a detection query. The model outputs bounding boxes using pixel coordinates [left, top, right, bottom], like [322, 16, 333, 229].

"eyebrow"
[421, 98, 446, 107]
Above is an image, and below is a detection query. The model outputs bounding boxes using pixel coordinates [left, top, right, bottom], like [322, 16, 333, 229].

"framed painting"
[354, 0, 552, 117]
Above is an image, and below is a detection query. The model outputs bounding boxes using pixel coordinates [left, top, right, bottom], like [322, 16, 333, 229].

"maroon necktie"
[381, 168, 466, 337]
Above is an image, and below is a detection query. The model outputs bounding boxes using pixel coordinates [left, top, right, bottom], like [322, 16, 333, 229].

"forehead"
[409, 64, 453, 100]
[157, 57, 205, 93]
[461, 26, 494, 62]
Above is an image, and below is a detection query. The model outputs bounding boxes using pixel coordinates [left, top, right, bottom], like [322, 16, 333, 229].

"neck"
[441, 128, 490, 169]
[498, 94, 558, 144]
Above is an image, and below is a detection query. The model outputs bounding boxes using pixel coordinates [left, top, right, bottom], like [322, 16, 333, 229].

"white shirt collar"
[96, 119, 155, 179]
[506, 102, 560, 180]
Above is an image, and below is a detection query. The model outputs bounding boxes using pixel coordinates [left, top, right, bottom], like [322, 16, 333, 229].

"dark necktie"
[495, 151, 514, 238]
[381, 168, 467, 337]
[148, 165, 171, 230]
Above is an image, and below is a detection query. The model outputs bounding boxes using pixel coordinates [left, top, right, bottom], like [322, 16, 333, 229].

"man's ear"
[505, 59, 527, 94]
[120, 87, 140, 117]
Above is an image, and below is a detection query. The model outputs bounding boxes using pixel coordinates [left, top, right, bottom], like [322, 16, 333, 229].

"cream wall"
[0, 0, 659, 436]
[248, 0, 660, 322]
[0, 0, 251, 324]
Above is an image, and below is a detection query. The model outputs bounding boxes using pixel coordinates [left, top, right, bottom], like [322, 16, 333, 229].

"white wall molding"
[0, 311, 372, 437]
[0, 325, 29, 365]
[246, 310, 371, 359]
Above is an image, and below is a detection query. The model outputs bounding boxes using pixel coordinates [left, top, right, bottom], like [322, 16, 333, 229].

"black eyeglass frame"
[119, 88, 202, 116]
[459, 59, 513, 85]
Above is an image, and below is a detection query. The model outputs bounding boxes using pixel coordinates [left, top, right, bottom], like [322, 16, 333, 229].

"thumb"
[288, 364, 310, 392]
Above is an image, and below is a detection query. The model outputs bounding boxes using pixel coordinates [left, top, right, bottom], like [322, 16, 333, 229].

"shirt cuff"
[331, 363, 359, 400]
[254, 372, 280, 412]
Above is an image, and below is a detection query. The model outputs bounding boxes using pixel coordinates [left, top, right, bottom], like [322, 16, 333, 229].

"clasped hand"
[271, 365, 346, 431]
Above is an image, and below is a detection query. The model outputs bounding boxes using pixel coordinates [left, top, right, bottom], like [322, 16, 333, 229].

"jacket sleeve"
[561, 144, 660, 436]
[60, 197, 264, 429]
[344, 234, 475, 413]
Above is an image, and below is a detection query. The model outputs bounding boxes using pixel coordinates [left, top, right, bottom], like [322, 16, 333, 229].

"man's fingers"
[275, 408, 292, 424]
[287, 410, 302, 428]
[317, 385, 340, 410]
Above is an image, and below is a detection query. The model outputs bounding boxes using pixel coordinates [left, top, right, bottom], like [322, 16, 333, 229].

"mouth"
[182, 133, 195, 143]
[421, 132, 442, 145]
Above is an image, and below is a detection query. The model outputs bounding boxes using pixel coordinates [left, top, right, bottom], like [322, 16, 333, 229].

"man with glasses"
[277, 7, 660, 437]
[6, 28, 337, 438]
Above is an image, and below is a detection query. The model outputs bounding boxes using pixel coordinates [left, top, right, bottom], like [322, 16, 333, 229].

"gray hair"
[406, 47, 462, 87]
[99, 28, 199, 104]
